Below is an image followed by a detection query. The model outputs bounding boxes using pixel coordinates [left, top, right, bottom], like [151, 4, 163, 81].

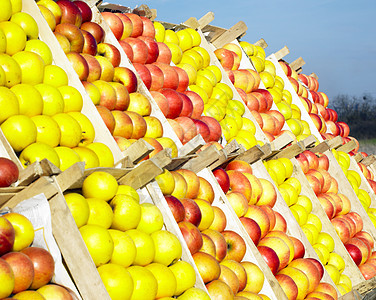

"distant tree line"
[330, 93, 376, 140]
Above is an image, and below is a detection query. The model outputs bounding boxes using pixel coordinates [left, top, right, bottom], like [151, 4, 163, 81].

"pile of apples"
[296, 150, 376, 283]
[64, 170, 209, 299]
[0, 212, 73, 299]
[36, 0, 181, 161]
[155, 167, 273, 299]
[0, 0, 114, 171]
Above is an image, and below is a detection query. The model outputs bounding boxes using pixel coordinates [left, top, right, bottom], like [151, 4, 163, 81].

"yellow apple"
[126, 229, 155, 266]
[127, 265, 158, 300]
[176, 63, 197, 85]
[52, 113, 82, 148]
[165, 42, 183, 65]
[54, 146, 81, 171]
[86, 197, 113, 229]
[10, 12, 39, 40]
[153, 21, 165, 43]
[176, 29, 193, 52]
[146, 262, 177, 298]
[0, 29, 6, 54]
[136, 203, 164, 234]
[0, 86, 19, 123]
[73, 146, 99, 169]
[0, 0, 12, 23]
[177, 287, 211, 300]
[155, 169, 175, 195]
[0, 53, 22, 87]
[110, 194, 141, 231]
[1, 115, 36, 152]
[185, 28, 201, 47]
[164, 29, 179, 44]
[19, 142, 60, 168]
[82, 171, 118, 200]
[64, 192, 89, 228]
[116, 185, 140, 202]
[157, 137, 178, 158]
[86, 142, 114, 168]
[67, 112, 95, 146]
[43, 65, 69, 87]
[36, 0, 62, 24]
[58, 86, 83, 112]
[0, 65, 5, 86]
[10, 0, 22, 14]
[3, 212, 34, 251]
[0, 21, 26, 55]
[169, 260, 196, 296]
[151, 229, 182, 266]
[13, 50, 45, 85]
[31, 115, 61, 148]
[98, 263, 133, 300]
[192, 46, 210, 68]
[79, 224, 114, 267]
[35, 83, 64, 116]
[12, 291, 45, 299]
[24, 39, 53, 66]
[11, 84, 43, 117]
[108, 229, 136, 267]
[37, 5, 56, 31]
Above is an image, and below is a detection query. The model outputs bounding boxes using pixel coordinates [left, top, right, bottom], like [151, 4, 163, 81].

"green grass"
[358, 139, 376, 155]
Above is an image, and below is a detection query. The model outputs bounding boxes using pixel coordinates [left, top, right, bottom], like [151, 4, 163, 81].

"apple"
[37, 284, 73, 300]
[66, 52, 89, 81]
[101, 12, 123, 40]
[241, 261, 265, 294]
[113, 66, 138, 93]
[123, 37, 148, 64]
[31, 115, 60, 148]
[124, 13, 143, 38]
[95, 105, 115, 134]
[200, 233, 216, 257]
[80, 21, 105, 44]
[2, 252, 34, 294]
[1, 115, 37, 152]
[54, 32, 70, 53]
[170, 171, 187, 199]
[0, 257, 14, 299]
[207, 279, 235, 299]
[55, 23, 84, 53]
[165, 195, 185, 223]
[52, 113, 82, 148]
[359, 263, 376, 280]
[290, 236, 305, 260]
[140, 16, 155, 38]
[153, 62, 179, 90]
[111, 110, 133, 139]
[155, 42, 172, 64]
[145, 64, 164, 91]
[174, 66, 189, 92]
[0, 158, 18, 188]
[138, 36, 159, 64]
[209, 206, 227, 232]
[67, 112, 95, 146]
[119, 40, 134, 62]
[81, 54, 101, 82]
[197, 177, 215, 204]
[178, 221, 203, 255]
[275, 274, 298, 300]
[20, 247, 54, 289]
[331, 217, 351, 243]
[159, 88, 183, 119]
[10, 11, 38, 41]
[222, 230, 246, 262]
[212, 167, 230, 194]
[346, 212, 363, 234]
[346, 237, 370, 265]
[258, 236, 290, 271]
[214, 48, 234, 70]
[19, 142, 61, 169]
[0, 216, 15, 256]
[227, 170, 252, 203]
[193, 251, 220, 284]
[73, 0, 91, 22]
[133, 63, 152, 90]
[37, 0, 62, 24]
[180, 198, 202, 227]
[175, 117, 197, 144]
[56, 0, 82, 27]
[125, 229, 155, 266]
[97, 43, 121, 68]
[289, 258, 321, 294]
[257, 245, 280, 275]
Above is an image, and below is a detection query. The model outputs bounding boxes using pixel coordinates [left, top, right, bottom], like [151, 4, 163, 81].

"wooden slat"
[180, 145, 221, 173]
[270, 142, 305, 160]
[0, 128, 23, 171]
[118, 160, 162, 189]
[254, 38, 268, 49]
[211, 21, 248, 48]
[354, 276, 376, 296]
[236, 145, 265, 164]
[361, 155, 376, 167]
[274, 46, 290, 61]
[336, 140, 357, 154]
[270, 132, 294, 151]
[354, 153, 363, 163]
[183, 17, 200, 29]
[289, 57, 306, 71]
[121, 139, 154, 165]
[179, 134, 206, 156]
[166, 155, 197, 171]
[301, 135, 317, 148]
[149, 148, 172, 169]
[198, 12, 215, 29]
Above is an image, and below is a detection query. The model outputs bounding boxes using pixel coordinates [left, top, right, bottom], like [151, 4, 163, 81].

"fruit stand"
[1, 0, 376, 299]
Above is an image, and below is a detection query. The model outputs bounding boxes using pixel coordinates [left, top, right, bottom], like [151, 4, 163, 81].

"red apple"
[225, 160, 253, 174]
[192, 119, 210, 143]
[73, 1, 92, 23]
[133, 63, 152, 90]
[111, 110, 133, 139]
[0, 217, 15, 256]
[160, 88, 183, 119]
[257, 245, 280, 275]
[96, 105, 115, 135]
[20, 247, 55, 290]
[180, 198, 202, 227]
[81, 29, 97, 56]
[227, 170, 252, 203]
[183, 91, 204, 119]
[138, 36, 159, 64]
[175, 117, 197, 144]
[81, 54, 101, 82]
[214, 48, 234, 70]
[153, 62, 179, 90]
[178, 221, 203, 255]
[56, 0, 82, 27]
[193, 251, 220, 284]
[274, 211, 287, 233]
[114, 13, 133, 40]
[113, 67, 138, 93]
[145, 64, 164, 92]
[178, 93, 193, 118]
[2, 251, 34, 293]
[173, 66, 189, 93]
[345, 243, 362, 266]
[213, 167, 230, 194]
[123, 37, 148, 64]
[0, 158, 19, 187]
[101, 12, 123, 40]
[55, 23, 84, 53]
[222, 230, 246, 262]
[202, 228, 227, 262]
[124, 13, 143, 38]
[165, 195, 185, 223]
[123, 111, 147, 139]
[290, 236, 305, 260]
[119, 40, 134, 62]
[155, 42, 172, 64]
[80, 22, 105, 44]
[275, 274, 298, 300]
[96, 43, 121, 68]
[109, 82, 130, 111]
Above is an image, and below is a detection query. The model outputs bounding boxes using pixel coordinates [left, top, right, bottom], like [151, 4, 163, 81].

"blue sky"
[110, 0, 376, 106]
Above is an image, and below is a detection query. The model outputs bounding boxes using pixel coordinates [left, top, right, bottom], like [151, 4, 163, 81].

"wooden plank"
[183, 17, 200, 29]
[270, 142, 305, 160]
[301, 135, 317, 148]
[166, 154, 197, 171]
[354, 153, 363, 163]
[354, 276, 376, 296]
[17, 161, 44, 186]
[211, 21, 248, 48]
[198, 12, 215, 29]
[122, 139, 154, 165]
[49, 192, 110, 300]
[339, 290, 361, 300]
[337, 140, 357, 153]
[179, 134, 206, 156]
[150, 148, 172, 169]
[39, 159, 61, 176]
[254, 38, 268, 49]
[260, 143, 273, 158]
[361, 155, 376, 167]
[236, 145, 265, 164]
[274, 46, 290, 61]
[310, 140, 330, 154]
[118, 160, 163, 189]
[289, 57, 306, 71]
[180, 145, 221, 173]
[54, 162, 86, 192]
[270, 132, 294, 151]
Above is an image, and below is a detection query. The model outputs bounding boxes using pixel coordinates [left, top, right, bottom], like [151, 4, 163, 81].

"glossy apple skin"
[0, 217, 15, 256]
[165, 195, 185, 223]
[178, 221, 203, 255]
[213, 168, 230, 194]
[0, 157, 19, 187]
